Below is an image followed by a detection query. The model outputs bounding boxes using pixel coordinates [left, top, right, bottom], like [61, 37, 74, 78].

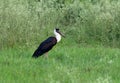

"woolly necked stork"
[32, 28, 64, 58]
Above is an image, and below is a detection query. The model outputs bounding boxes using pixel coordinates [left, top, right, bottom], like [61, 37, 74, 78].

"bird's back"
[32, 37, 57, 58]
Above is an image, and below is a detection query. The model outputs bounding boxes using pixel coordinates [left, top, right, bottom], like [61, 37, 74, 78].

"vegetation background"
[0, 0, 120, 83]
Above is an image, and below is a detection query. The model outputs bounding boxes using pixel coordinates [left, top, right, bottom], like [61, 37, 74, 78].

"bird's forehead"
[56, 28, 59, 31]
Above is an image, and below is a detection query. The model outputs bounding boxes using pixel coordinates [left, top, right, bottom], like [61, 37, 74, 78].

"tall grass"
[0, 0, 120, 49]
[0, 1, 120, 82]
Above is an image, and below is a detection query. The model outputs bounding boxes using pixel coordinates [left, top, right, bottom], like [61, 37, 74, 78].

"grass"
[0, 0, 120, 83]
[0, 45, 120, 83]
[0, 0, 120, 48]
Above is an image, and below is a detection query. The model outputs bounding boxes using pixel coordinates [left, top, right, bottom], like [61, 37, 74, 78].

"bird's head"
[54, 28, 65, 38]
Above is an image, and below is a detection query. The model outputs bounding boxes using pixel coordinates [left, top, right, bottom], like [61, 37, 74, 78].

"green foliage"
[0, 0, 120, 82]
[0, 0, 120, 49]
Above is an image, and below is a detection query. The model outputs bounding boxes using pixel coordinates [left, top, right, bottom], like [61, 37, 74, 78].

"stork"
[32, 28, 64, 58]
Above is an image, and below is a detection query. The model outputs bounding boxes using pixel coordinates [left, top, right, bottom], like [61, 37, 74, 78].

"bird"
[32, 28, 65, 58]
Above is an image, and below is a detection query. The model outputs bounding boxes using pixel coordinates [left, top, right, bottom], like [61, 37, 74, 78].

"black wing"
[32, 37, 57, 58]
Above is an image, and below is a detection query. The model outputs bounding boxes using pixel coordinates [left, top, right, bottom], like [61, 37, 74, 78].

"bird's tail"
[32, 50, 43, 58]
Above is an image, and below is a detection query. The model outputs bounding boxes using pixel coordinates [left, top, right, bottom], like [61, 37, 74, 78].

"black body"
[32, 37, 57, 58]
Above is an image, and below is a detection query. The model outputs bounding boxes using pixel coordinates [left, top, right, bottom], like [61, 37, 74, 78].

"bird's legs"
[44, 52, 48, 58]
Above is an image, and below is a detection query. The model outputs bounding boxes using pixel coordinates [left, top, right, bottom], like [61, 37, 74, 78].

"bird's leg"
[44, 52, 48, 58]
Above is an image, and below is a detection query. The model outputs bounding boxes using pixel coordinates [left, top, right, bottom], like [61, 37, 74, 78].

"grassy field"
[0, 0, 120, 83]
[0, 45, 120, 83]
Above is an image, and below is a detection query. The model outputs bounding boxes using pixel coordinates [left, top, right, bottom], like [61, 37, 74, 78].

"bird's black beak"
[59, 31, 65, 38]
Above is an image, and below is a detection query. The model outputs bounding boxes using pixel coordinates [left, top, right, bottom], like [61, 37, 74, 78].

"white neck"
[54, 29, 61, 42]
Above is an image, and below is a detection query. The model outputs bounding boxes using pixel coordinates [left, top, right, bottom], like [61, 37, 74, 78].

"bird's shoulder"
[41, 36, 57, 45]
[44, 37, 56, 42]
[38, 37, 56, 49]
